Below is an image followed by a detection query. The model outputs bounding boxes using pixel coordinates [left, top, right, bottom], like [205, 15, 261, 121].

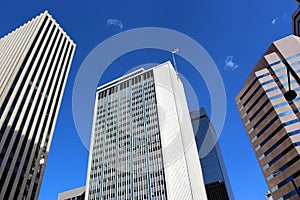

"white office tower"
[85, 61, 207, 200]
[0, 11, 75, 199]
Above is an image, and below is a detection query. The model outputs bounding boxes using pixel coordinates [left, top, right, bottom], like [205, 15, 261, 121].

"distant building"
[58, 186, 85, 200]
[293, 0, 300, 36]
[85, 62, 208, 199]
[0, 11, 75, 199]
[190, 108, 235, 200]
[235, 35, 300, 200]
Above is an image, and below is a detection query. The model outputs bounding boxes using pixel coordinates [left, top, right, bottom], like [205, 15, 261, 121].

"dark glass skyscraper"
[190, 108, 235, 200]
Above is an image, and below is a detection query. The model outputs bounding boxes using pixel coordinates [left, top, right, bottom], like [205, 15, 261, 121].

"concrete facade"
[58, 186, 86, 200]
[0, 11, 75, 199]
[235, 35, 300, 200]
[85, 62, 207, 200]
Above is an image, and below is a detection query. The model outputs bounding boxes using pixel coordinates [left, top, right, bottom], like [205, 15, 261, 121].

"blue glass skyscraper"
[190, 108, 235, 200]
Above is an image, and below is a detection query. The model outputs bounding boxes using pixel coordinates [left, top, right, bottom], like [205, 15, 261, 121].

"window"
[274, 102, 288, 109]
[240, 79, 258, 100]
[265, 86, 278, 93]
[291, 60, 300, 67]
[242, 112, 247, 119]
[286, 53, 300, 60]
[269, 94, 283, 101]
[278, 110, 293, 117]
[245, 120, 250, 126]
[273, 66, 285, 73]
[263, 144, 297, 171]
[270, 60, 282, 67]
[248, 127, 254, 135]
[257, 72, 270, 79]
[261, 79, 274, 86]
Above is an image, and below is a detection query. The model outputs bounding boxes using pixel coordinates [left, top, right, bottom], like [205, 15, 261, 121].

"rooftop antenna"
[171, 48, 180, 77]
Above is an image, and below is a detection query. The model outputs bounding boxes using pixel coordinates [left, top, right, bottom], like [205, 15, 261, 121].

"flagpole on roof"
[171, 48, 180, 77]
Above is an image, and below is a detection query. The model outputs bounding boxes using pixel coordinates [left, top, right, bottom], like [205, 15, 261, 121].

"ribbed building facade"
[85, 61, 207, 200]
[235, 35, 300, 200]
[190, 108, 235, 200]
[0, 11, 75, 199]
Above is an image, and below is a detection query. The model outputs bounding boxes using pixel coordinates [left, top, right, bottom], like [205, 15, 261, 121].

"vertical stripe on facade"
[0, 11, 75, 200]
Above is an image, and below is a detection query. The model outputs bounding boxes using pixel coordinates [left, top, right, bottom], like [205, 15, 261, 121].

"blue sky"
[0, 0, 297, 199]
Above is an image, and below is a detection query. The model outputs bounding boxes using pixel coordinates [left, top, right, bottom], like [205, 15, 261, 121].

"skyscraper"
[0, 11, 76, 199]
[235, 35, 300, 200]
[190, 108, 235, 200]
[85, 61, 207, 199]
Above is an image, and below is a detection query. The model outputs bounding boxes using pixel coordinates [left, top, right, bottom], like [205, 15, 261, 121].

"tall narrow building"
[85, 61, 207, 199]
[235, 35, 300, 200]
[190, 108, 235, 200]
[0, 11, 76, 199]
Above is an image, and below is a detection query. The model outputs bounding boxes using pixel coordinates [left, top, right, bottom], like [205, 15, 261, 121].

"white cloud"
[283, 13, 287, 19]
[271, 18, 279, 25]
[106, 19, 123, 30]
[224, 56, 238, 70]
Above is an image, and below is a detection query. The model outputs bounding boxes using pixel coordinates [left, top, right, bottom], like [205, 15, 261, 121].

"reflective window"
[261, 79, 274, 86]
[270, 60, 282, 67]
[286, 53, 300, 60]
[278, 110, 293, 117]
[257, 72, 270, 79]
[265, 86, 278, 93]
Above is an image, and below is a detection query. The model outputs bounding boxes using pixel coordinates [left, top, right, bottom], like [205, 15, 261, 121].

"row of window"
[262, 142, 300, 171]
[278, 188, 300, 200]
[237, 52, 300, 106]
[251, 116, 279, 143]
[271, 169, 300, 193]
[267, 155, 300, 182]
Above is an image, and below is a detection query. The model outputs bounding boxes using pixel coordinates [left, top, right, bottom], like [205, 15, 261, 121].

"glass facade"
[190, 108, 235, 200]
